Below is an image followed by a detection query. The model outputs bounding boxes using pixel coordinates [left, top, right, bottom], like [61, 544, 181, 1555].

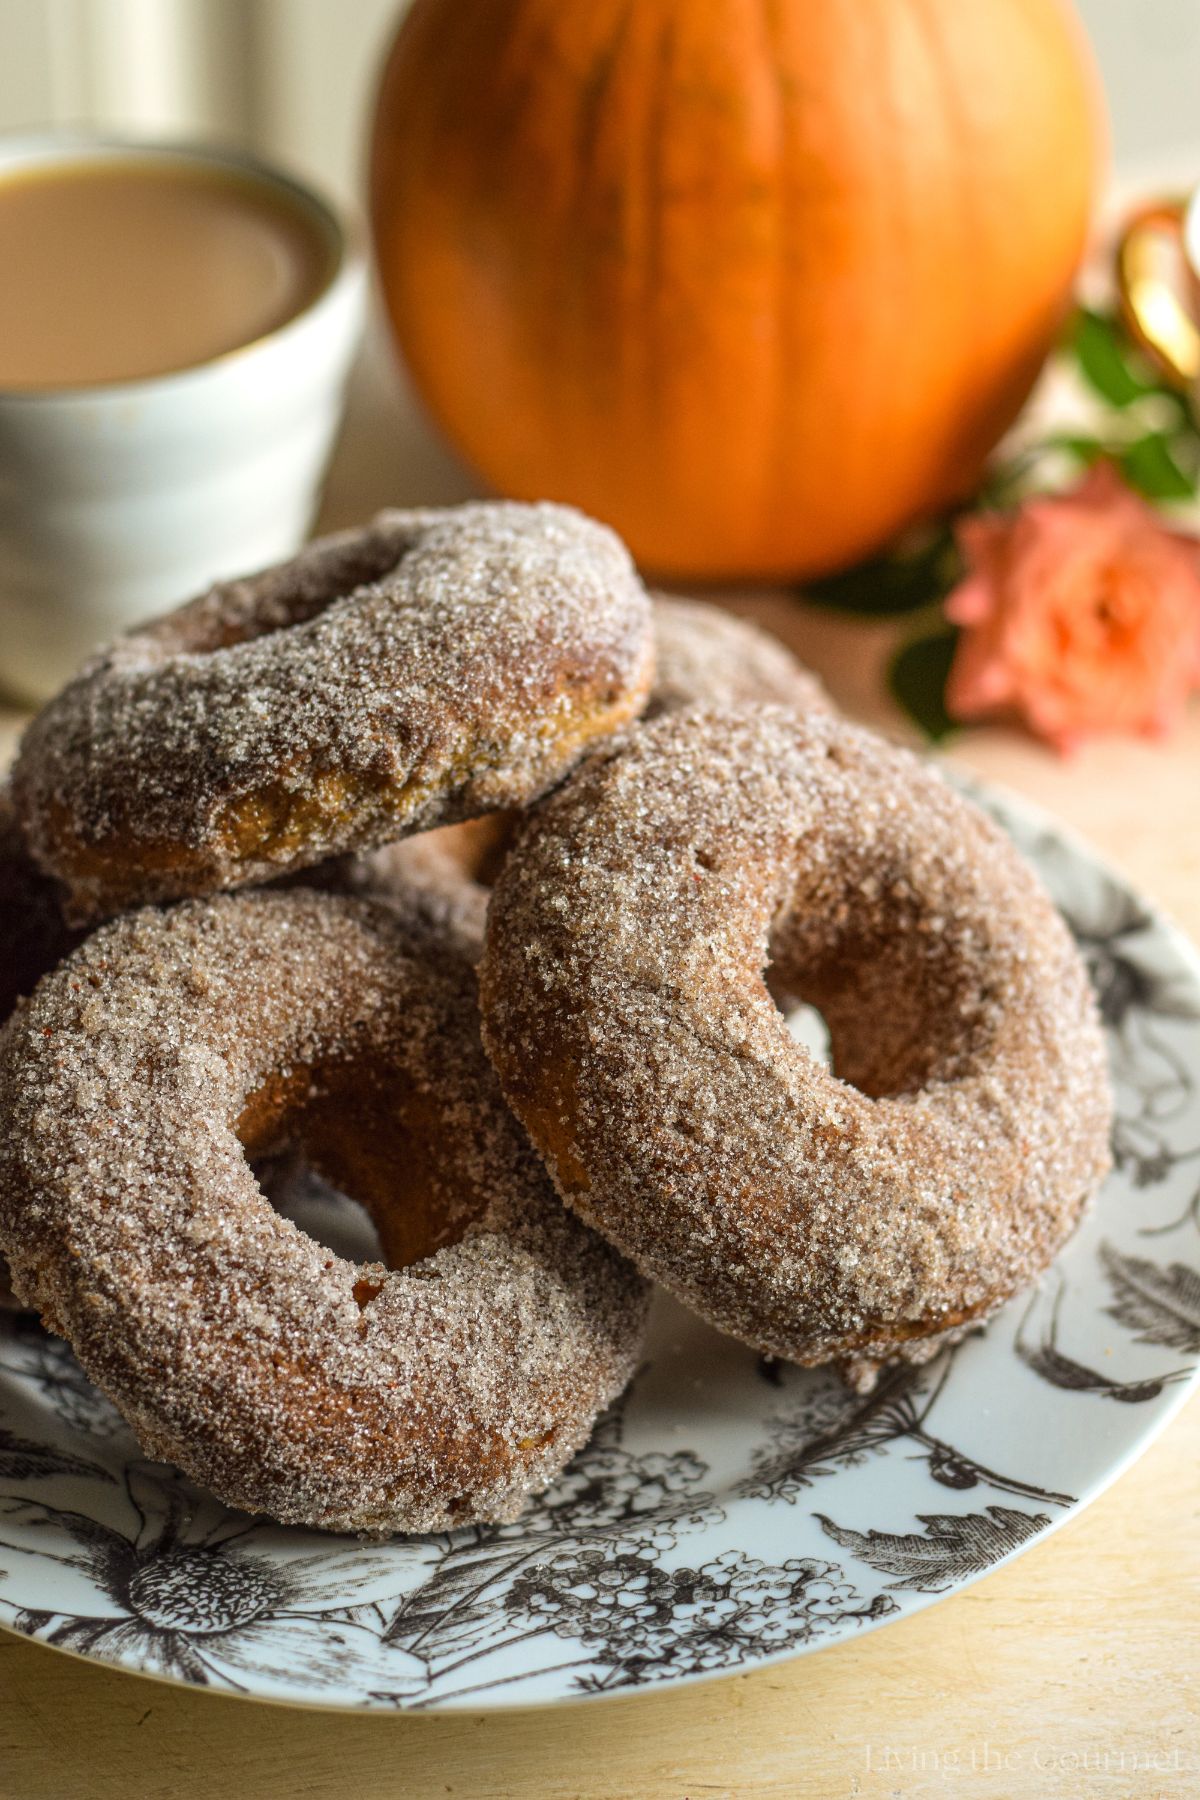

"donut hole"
[238, 1060, 490, 1277]
[766, 960, 833, 1063]
[770, 891, 987, 1100]
[779, 995, 833, 1066]
[179, 531, 412, 655]
[260, 1154, 384, 1266]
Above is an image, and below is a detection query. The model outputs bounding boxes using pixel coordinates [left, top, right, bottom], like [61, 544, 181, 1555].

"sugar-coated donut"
[0, 889, 648, 1532]
[480, 706, 1112, 1390]
[647, 595, 832, 720]
[12, 501, 654, 923]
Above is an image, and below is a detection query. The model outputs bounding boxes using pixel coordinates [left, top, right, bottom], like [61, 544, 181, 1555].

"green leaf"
[888, 626, 960, 743]
[802, 527, 963, 618]
[1118, 431, 1197, 500]
[1071, 307, 1162, 407]
[1038, 432, 1108, 466]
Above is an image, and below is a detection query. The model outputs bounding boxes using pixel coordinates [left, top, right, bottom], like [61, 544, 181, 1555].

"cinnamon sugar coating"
[12, 502, 655, 923]
[480, 707, 1113, 1389]
[647, 595, 832, 720]
[0, 889, 648, 1532]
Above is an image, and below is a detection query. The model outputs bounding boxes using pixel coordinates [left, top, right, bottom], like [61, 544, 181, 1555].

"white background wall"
[0, 0, 398, 202]
[0, 0, 1198, 211]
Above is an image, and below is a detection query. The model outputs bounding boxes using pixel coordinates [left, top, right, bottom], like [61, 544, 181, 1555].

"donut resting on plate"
[0, 889, 649, 1532]
[480, 706, 1113, 1390]
[12, 501, 655, 923]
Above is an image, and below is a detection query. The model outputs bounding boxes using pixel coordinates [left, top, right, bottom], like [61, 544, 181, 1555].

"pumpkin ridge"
[758, 0, 793, 542]
[906, 0, 984, 514]
[566, 0, 638, 497]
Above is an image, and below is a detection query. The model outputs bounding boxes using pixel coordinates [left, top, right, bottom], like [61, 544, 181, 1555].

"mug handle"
[1114, 198, 1200, 386]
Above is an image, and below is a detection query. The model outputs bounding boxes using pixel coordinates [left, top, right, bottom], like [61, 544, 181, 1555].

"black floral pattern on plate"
[1015, 1278, 1194, 1402]
[740, 1356, 1076, 1507]
[816, 1505, 1051, 1593]
[1100, 1242, 1200, 1354]
[0, 1463, 426, 1697]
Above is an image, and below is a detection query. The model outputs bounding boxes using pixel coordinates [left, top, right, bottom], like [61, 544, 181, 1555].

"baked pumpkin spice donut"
[480, 705, 1113, 1391]
[11, 500, 654, 923]
[0, 888, 648, 1533]
[647, 594, 833, 720]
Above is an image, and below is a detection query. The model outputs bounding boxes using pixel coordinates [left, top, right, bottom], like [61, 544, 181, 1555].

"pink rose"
[944, 462, 1200, 752]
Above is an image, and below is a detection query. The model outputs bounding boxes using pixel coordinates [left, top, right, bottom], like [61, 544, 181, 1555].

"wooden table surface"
[1, 337, 1197, 1800]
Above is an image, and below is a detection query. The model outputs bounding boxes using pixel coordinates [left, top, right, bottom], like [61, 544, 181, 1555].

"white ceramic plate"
[0, 784, 1197, 1711]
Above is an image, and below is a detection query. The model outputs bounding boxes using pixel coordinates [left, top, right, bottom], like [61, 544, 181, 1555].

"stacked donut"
[0, 501, 1112, 1537]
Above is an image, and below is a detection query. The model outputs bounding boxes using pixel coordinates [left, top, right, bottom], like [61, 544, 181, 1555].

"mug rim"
[0, 128, 365, 405]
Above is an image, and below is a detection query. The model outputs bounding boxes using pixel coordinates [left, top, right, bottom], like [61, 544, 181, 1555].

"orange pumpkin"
[370, 0, 1103, 581]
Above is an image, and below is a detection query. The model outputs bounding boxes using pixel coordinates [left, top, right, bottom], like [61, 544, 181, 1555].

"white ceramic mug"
[0, 132, 367, 702]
